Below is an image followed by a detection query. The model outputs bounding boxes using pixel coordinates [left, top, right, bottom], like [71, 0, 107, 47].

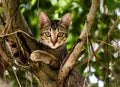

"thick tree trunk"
[1, 0, 32, 35]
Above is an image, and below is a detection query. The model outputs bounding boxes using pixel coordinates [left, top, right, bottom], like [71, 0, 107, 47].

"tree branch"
[77, 18, 120, 67]
[57, 0, 100, 86]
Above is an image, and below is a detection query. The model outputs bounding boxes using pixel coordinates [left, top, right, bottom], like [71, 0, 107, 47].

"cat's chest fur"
[40, 41, 67, 62]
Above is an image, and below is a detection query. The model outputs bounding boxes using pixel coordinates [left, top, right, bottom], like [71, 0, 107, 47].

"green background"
[3, 0, 120, 87]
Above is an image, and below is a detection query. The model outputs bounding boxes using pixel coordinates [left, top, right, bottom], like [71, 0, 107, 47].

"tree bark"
[1, 0, 32, 35]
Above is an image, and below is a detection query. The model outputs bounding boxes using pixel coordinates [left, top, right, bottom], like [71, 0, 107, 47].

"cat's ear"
[60, 13, 71, 29]
[38, 12, 50, 27]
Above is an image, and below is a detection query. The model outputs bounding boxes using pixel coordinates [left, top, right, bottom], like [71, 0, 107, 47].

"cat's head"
[38, 12, 71, 49]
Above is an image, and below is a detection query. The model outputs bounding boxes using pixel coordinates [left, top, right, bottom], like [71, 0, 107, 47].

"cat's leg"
[30, 50, 59, 69]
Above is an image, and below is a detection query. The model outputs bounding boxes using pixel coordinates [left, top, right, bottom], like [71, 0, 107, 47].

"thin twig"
[89, 37, 118, 87]
[77, 18, 120, 67]
[88, 36, 109, 69]
[0, 30, 33, 39]
[11, 66, 22, 87]
[87, 37, 118, 87]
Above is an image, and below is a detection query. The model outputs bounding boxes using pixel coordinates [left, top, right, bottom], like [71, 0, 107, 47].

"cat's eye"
[45, 32, 51, 37]
[57, 32, 64, 37]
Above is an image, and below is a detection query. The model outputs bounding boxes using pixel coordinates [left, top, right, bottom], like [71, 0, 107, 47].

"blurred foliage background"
[2, 0, 120, 87]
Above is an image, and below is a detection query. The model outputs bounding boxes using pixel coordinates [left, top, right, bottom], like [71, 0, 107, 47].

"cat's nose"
[51, 37, 57, 45]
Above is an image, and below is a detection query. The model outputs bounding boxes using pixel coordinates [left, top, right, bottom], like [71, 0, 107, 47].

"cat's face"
[39, 12, 71, 49]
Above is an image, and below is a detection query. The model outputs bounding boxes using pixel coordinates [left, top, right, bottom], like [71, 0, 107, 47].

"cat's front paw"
[30, 50, 56, 65]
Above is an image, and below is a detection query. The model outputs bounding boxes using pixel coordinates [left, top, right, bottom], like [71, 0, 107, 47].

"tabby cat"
[38, 12, 89, 87]
[38, 12, 70, 63]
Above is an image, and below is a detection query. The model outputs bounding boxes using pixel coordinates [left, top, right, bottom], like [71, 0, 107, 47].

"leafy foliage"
[2, 0, 120, 87]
